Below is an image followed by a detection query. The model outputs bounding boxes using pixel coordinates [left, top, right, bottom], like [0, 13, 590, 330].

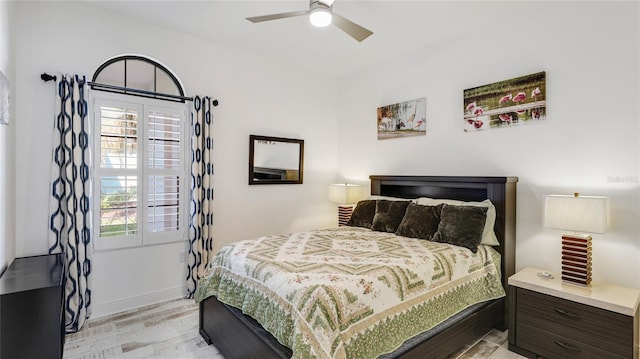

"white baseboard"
[90, 286, 186, 319]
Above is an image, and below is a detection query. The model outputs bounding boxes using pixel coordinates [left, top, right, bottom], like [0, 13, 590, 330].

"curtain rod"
[40, 73, 218, 106]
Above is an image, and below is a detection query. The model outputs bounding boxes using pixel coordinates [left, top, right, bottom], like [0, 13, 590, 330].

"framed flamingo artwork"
[463, 71, 546, 132]
[377, 97, 426, 140]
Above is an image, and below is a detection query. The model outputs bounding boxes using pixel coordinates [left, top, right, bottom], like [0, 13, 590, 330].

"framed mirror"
[249, 135, 304, 185]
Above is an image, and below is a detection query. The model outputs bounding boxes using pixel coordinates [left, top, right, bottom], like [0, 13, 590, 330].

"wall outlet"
[178, 251, 186, 263]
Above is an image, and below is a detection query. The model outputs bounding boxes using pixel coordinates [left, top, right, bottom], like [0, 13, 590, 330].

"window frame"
[92, 91, 190, 251]
[91, 55, 186, 103]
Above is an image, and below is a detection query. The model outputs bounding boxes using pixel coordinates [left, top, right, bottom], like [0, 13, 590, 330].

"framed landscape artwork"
[464, 71, 546, 132]
[0, 70, 8, 125]
[377, 97, 426, 140]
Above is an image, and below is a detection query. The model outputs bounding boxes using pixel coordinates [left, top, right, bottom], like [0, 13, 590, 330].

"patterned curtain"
[48, 74, 92, 333]
[186, 96, 215, 298]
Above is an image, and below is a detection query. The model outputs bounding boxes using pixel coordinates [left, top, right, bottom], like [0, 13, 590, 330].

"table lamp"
[543, 193, 610, 286]
[329, 184, 365, 226]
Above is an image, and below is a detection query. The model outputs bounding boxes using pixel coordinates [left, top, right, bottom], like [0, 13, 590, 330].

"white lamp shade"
[328, 184, 364, 204]
[543, 194, 610, 233]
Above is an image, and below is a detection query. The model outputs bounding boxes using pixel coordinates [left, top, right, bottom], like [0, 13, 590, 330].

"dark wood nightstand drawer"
[517, 311, 630, 358]
[508, 268, 639, 359]
[517, 288, 632, 346]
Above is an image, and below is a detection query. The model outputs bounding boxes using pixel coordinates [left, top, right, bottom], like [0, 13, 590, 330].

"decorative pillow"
[395, 203, 443, 240]
[346, 200, 377, 228]
[416, 198, 499, 246]
[432, 204, 488, 253]
[371, 200, 410, 233]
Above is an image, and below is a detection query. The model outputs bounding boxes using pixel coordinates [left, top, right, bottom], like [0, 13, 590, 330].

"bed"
[197, 175, 517, 359]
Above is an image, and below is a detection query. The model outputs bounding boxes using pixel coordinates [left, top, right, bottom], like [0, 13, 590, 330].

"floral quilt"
[195, 227, 505, 359]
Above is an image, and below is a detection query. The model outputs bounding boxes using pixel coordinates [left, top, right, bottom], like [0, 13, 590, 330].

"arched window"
[91, 55, 189, 250]
[92, 55, 187, 102]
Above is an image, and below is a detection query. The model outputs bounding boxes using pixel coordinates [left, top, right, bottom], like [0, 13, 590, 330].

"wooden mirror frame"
[249, 135, 304, 185]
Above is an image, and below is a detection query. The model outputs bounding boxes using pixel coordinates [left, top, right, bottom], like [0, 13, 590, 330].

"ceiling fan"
[246, 0, 373, 42]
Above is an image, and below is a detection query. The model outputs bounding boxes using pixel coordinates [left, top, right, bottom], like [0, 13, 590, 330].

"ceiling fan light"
[310, 8, 332, 27]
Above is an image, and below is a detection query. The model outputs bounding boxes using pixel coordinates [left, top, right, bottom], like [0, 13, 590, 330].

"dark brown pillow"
[395, 203, 443, 240]
[346, 200, 377, 228]
[371, 200, 410, 233]
[432, 204, 487, 253]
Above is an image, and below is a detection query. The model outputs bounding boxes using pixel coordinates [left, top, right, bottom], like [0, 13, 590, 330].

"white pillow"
[416, 197, 499, 246]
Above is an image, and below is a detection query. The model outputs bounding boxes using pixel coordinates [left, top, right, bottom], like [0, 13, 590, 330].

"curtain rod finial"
[41, 73, 57, 82]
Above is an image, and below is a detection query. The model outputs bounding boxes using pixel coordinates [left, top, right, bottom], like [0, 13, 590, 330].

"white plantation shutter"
[95, 103, 142, 249]
[146, 109, 184, 240]
[93, 96, 187, 250]
[99, 106, 138, 169]
[148, 112, 181, 170]
[99, 175, 138, 237]
[148, 175, 180, 232]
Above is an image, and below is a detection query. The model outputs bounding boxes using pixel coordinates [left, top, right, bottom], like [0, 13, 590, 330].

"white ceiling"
[85, 0, 536, 77]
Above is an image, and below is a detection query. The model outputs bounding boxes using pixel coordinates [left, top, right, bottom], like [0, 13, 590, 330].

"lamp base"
[337, 205, 354, 226]
[561, 234, 592, 286]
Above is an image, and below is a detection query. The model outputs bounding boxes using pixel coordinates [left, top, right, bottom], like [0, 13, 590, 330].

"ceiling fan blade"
[246, 10, 309, 23]
[332, 13, 373, 42]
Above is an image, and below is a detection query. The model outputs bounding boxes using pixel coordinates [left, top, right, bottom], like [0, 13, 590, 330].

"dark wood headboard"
[369, 175, 518, 294]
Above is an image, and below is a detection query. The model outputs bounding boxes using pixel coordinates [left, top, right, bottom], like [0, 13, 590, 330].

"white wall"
[13, 2, 338, 316]
[0, 0, 15, 272]
[337, 2, 640, 289]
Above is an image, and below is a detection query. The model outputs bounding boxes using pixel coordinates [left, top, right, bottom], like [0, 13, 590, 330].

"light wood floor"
[63, 299, 525, 359]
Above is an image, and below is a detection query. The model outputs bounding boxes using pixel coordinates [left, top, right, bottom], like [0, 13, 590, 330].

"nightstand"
[508, 267, 639, 359]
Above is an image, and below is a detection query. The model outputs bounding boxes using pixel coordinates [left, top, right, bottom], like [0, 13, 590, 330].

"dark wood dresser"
[508, 267, 639, 359]
[0, 253, 65, 359]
